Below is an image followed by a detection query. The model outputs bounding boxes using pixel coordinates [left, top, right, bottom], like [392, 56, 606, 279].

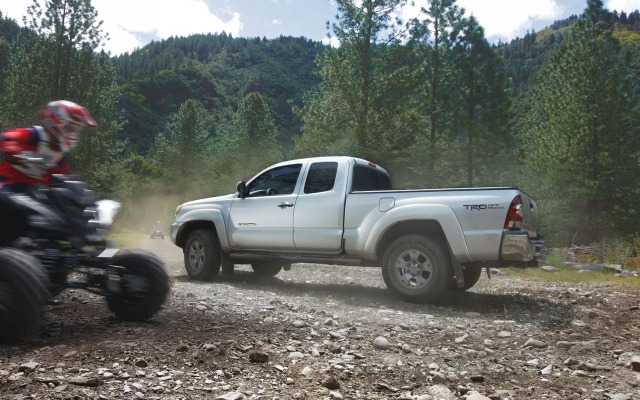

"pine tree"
[523, 0, 640, 244]
[154, 99, 216, 197]
[454, 17, 512, 187]
[216, 92, 282, 177]
[294, 0, 413, 163]
[408, 0, 467, 186]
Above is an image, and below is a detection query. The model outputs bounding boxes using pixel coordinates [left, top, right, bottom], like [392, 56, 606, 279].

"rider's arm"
[0, 128, 40, 162]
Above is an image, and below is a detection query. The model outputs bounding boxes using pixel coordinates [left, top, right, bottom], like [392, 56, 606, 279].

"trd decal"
[463, 204, 505, 211]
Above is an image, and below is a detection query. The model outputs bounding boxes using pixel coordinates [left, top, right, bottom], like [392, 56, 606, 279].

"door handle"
[278, 202, 294, 208]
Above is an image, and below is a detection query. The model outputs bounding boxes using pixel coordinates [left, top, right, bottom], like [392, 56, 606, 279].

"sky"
[2, 0, 640, 56]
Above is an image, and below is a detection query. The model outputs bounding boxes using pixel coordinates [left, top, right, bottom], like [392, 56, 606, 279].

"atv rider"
[0, 100, 96, 242]
[0, 100, 97, 193]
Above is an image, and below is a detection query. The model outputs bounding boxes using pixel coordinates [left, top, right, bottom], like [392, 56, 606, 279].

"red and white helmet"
[41, 100, 97, 149]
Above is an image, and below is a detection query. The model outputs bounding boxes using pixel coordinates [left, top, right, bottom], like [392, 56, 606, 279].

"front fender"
[364, 204, 472, 263]
[173, 208, 230, 251]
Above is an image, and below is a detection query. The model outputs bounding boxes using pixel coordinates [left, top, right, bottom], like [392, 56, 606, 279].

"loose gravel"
[1, 238, 639, 400]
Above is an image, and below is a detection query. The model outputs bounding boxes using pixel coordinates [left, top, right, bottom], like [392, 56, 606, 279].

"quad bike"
[0, 172, 170, 342]
[150, 225, 164, 240]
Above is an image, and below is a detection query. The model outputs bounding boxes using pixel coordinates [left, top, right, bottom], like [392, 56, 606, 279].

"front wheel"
[0, 248, 50, 342]
[105, 250, 169, 321]
[184, 229, 221, 280]
[251, 263, 285, 277]
[381, 235, 452, 303]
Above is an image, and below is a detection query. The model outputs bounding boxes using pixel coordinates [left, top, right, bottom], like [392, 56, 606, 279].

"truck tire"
[251, 263, 284, 277]
[381, 235, 452, 303]
[106, 250, 169, 321]
[0, 248, 50, 342]
[449, 264, 482, 291]
[184, 229, 221, 280]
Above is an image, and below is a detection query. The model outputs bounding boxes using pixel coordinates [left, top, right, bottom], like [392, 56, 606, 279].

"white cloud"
[93, 0, 242, 54]
[2, 0, 243, 55]
[322, 35, 340, 48]
[4, 0, 639, 56]
[457, 0, 564, 41]
[1, 2, 30, 22]
[605, 0, 640, 12]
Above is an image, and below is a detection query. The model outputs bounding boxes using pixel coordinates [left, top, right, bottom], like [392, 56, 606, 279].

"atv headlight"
[95, 200, 122, 226]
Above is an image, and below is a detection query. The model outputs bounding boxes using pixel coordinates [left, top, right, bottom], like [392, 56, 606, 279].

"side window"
[351, 164, 392, 191]
[304, 162, 338, 194]
[247, 164, 302, 197]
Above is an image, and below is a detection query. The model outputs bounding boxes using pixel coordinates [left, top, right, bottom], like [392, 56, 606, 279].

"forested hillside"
[0, 0, 639, 250]
[111, 34, 322, 152]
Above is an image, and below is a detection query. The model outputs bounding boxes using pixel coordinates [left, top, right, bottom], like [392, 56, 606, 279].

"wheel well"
[176, 221, 217, 248]
[376, 220, 448, 260]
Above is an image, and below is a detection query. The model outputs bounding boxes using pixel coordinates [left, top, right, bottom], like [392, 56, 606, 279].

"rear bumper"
[500, 231, 544, 262]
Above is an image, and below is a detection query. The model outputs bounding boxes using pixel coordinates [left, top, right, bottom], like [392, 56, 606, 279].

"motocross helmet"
[41, 100, 97, 150]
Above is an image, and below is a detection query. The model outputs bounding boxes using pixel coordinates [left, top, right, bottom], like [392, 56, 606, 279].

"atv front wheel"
[0, 248, 50, 342]
[105, 250, 169, 321]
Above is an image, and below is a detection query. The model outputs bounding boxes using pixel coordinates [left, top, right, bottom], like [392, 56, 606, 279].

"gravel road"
[1, 237, 639, 400]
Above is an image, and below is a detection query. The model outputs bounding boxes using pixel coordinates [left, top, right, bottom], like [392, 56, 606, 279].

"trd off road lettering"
[463, 204, 505, 210]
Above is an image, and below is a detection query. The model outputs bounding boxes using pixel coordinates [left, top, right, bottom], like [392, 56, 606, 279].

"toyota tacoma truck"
[171, 156, 544, 303]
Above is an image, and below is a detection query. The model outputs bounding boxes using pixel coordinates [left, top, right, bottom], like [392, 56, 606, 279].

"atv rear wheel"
[0, 248, 50, 342]
[105, 250, 169, 321]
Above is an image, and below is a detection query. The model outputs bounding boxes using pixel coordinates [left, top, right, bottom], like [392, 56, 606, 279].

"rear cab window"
[351, 164, 392, 192]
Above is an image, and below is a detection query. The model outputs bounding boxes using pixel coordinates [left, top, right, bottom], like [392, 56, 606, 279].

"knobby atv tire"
[0, 248, 50, 342]
[381, 235, 452, 304]
[184, 229, 221, 280]
[106, 250, 169, 321]
[251, 263, 285, 277]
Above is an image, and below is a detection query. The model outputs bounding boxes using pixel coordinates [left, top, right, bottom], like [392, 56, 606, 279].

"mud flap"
[221, 250, 234, 275]
[450, 254, 465, 288]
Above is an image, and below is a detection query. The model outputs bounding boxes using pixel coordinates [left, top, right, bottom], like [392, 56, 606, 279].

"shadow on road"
[173, 270, 576, 330]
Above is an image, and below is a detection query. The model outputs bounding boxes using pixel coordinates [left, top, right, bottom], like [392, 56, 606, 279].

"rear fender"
[365, 204, 472, 263]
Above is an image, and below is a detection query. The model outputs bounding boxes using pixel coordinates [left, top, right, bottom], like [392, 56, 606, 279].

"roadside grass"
[107, 230, 146, 248]
[502, 261, 640, 287]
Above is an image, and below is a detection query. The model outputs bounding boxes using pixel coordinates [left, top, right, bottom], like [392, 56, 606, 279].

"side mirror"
[236, 181, 247, 198]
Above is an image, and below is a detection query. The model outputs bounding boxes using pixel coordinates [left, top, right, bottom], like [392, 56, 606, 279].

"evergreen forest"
[0, 0, 639, 250]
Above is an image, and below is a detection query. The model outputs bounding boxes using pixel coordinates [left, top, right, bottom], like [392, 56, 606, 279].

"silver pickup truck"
[171, 156, 543, 303]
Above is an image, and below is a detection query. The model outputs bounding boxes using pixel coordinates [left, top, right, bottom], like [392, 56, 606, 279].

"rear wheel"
[184, 229, 221, 280]
[251, 263, 285, 277]
[381, 235, 452, 303]
[105, 250, 169, 321]
[0, 248, 50, 342]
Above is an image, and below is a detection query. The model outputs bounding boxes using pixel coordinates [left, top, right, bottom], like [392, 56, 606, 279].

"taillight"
[504, 195, 523, 229]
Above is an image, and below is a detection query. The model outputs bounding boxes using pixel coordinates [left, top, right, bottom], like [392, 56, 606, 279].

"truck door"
[229, 163, 302, 250]
[293, 161, 345, 253]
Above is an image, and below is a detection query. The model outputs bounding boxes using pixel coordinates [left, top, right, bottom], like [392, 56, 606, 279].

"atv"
[0, 174, 170, 342]
[150, 225, 164, 240]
